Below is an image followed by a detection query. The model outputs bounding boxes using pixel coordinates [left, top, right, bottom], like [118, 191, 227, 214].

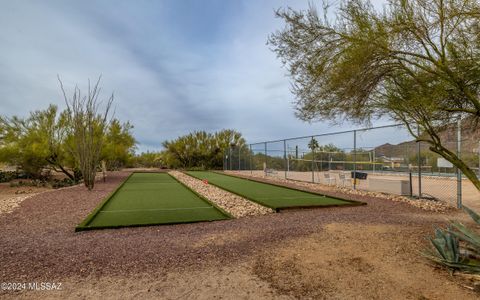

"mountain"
[374, 121, 479, 158]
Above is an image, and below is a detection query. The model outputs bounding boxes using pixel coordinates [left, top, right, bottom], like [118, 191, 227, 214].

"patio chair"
[338, 173, 350, 187]
[323, 173, 336, 185]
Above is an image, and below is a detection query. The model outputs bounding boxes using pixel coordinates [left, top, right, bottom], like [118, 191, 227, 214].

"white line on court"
[256, 196, 327, 200]
[100, 207, 215, 213]
[126, 182, 177, 184]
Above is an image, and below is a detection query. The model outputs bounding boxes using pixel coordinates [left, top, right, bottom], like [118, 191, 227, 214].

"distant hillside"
[374, 122, 479, 158]
[374, 141, 424, 158]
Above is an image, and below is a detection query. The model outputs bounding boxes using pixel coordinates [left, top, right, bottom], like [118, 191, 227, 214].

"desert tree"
[213, 129, 247, 167]
[132, 151, 164, 168]
[59, 76, 113, 190]
[308, 137, 319, 152]
[162, 129, 246, 169]
[101, 119, 136, 170]
[0, 105, 78, 180]
[269, 0, 480, 190]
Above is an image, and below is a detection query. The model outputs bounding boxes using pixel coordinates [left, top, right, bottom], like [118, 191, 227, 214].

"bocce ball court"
[76, 172, 230, 231]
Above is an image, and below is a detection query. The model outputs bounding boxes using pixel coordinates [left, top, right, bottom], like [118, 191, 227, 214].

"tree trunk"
[56, 164, 76, 181]
[45, 157, 76, 181]
[428, 143, 480, 192]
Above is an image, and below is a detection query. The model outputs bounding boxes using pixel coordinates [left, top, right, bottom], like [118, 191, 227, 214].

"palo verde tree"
[101, 119, 136, 170]
[269, 0, 480, 190]
[132, 151, 164, 168]
[60, 76, 113, 190]
[213, 129, 247, 167]
[0, 105, 79, 180]
[162, 129, 246, 169]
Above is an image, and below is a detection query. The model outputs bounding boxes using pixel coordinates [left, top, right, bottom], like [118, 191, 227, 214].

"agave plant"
[425, 206, 480, 274]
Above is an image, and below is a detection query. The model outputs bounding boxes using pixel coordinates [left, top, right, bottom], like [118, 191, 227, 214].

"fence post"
[353, 130, 357, 190]
[328, 153, 331, 170]
[238, 146, 241, 171]
[409, 172, 413, 197]
[249, 144, 253, 175]
[417, 126, 422, 198]
[311, 136, 315, 183]
[457, 117, 462, 208]
[284, 139, 287, 179]
[228, 145, 232, 171]
[373, 149, 376, 173]
[264, 142, 267, 175]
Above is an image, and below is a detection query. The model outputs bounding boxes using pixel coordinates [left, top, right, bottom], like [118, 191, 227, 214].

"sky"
[0, 0, 410, 152]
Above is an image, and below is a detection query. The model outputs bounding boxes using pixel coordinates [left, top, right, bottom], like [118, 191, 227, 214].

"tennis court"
[186, 171, 363, 210]
[76, 172, 230, 231]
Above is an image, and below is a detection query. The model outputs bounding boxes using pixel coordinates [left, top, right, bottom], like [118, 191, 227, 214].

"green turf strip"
[186, 171, 362, 210]
[76, 173, 229, 231]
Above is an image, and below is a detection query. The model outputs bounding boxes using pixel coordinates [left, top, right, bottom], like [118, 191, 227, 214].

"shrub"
[9, 179, 48, 188]
[51, 178, 77, 189]
[425, 206, 480, 274]
[185, 166, 207, 171]
[0, 171, 20, 183]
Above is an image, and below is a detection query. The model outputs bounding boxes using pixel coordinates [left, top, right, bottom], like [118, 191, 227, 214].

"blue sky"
[0, 0, 409, 152]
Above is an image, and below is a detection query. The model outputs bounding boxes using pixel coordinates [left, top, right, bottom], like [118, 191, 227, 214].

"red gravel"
[0, 170, 466, 284]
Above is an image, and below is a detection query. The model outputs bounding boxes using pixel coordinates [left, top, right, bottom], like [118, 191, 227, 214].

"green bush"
[9, 179, 48, 188]
[0, 171, 20, 183]
[185, 166, 207, 171]
[162, 129, 246, 169]
[51, 178, 77, 189]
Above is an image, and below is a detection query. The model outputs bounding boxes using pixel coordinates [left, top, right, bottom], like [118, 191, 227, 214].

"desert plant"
[162, 129, 246, 169]
[59, 76, 113, 190]
[425, 206, 480, 274]
[0, 171, 20, 183]
[51, 178, 77, 189]
[101, 119, 136, 170]
[0, 105, 78, 180]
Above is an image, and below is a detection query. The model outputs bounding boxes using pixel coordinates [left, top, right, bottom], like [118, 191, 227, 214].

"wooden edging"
[75, 217, 228, 232]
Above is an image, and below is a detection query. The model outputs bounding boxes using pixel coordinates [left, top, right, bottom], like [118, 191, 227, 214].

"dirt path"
[253, 223, 471, 299]
[0, 171, 478, 299]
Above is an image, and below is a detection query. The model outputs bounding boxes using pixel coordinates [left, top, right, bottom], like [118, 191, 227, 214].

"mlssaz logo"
[28, 282, 62, 291]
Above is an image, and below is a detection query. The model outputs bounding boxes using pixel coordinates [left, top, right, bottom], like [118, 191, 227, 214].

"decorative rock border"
[225, 171, 453, 212]
[169, 171, 274, 218]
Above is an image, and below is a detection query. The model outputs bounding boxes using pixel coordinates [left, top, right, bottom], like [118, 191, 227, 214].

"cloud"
[0, 0, 412, 153]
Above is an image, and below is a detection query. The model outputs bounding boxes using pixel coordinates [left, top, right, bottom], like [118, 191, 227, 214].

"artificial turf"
[76, 172, 230, 231]
[186, 171, 362, 210]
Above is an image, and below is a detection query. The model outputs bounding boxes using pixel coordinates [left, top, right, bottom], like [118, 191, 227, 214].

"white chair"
[323, 173, 336, 185]
[265, 168, 278, 176]
[338, 173, 350, 187]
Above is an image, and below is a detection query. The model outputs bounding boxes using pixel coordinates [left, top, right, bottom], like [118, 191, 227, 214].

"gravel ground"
[0, 171, 459, 279]
[0, 185, 51, 215]
[225, 171, 454, 212]
[0, 170, 477, 299]
[169, 171, 274, 218]
[0, 194, 36, 215]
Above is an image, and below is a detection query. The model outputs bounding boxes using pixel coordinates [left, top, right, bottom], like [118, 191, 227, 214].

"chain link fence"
[224, 123, 480, 208]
